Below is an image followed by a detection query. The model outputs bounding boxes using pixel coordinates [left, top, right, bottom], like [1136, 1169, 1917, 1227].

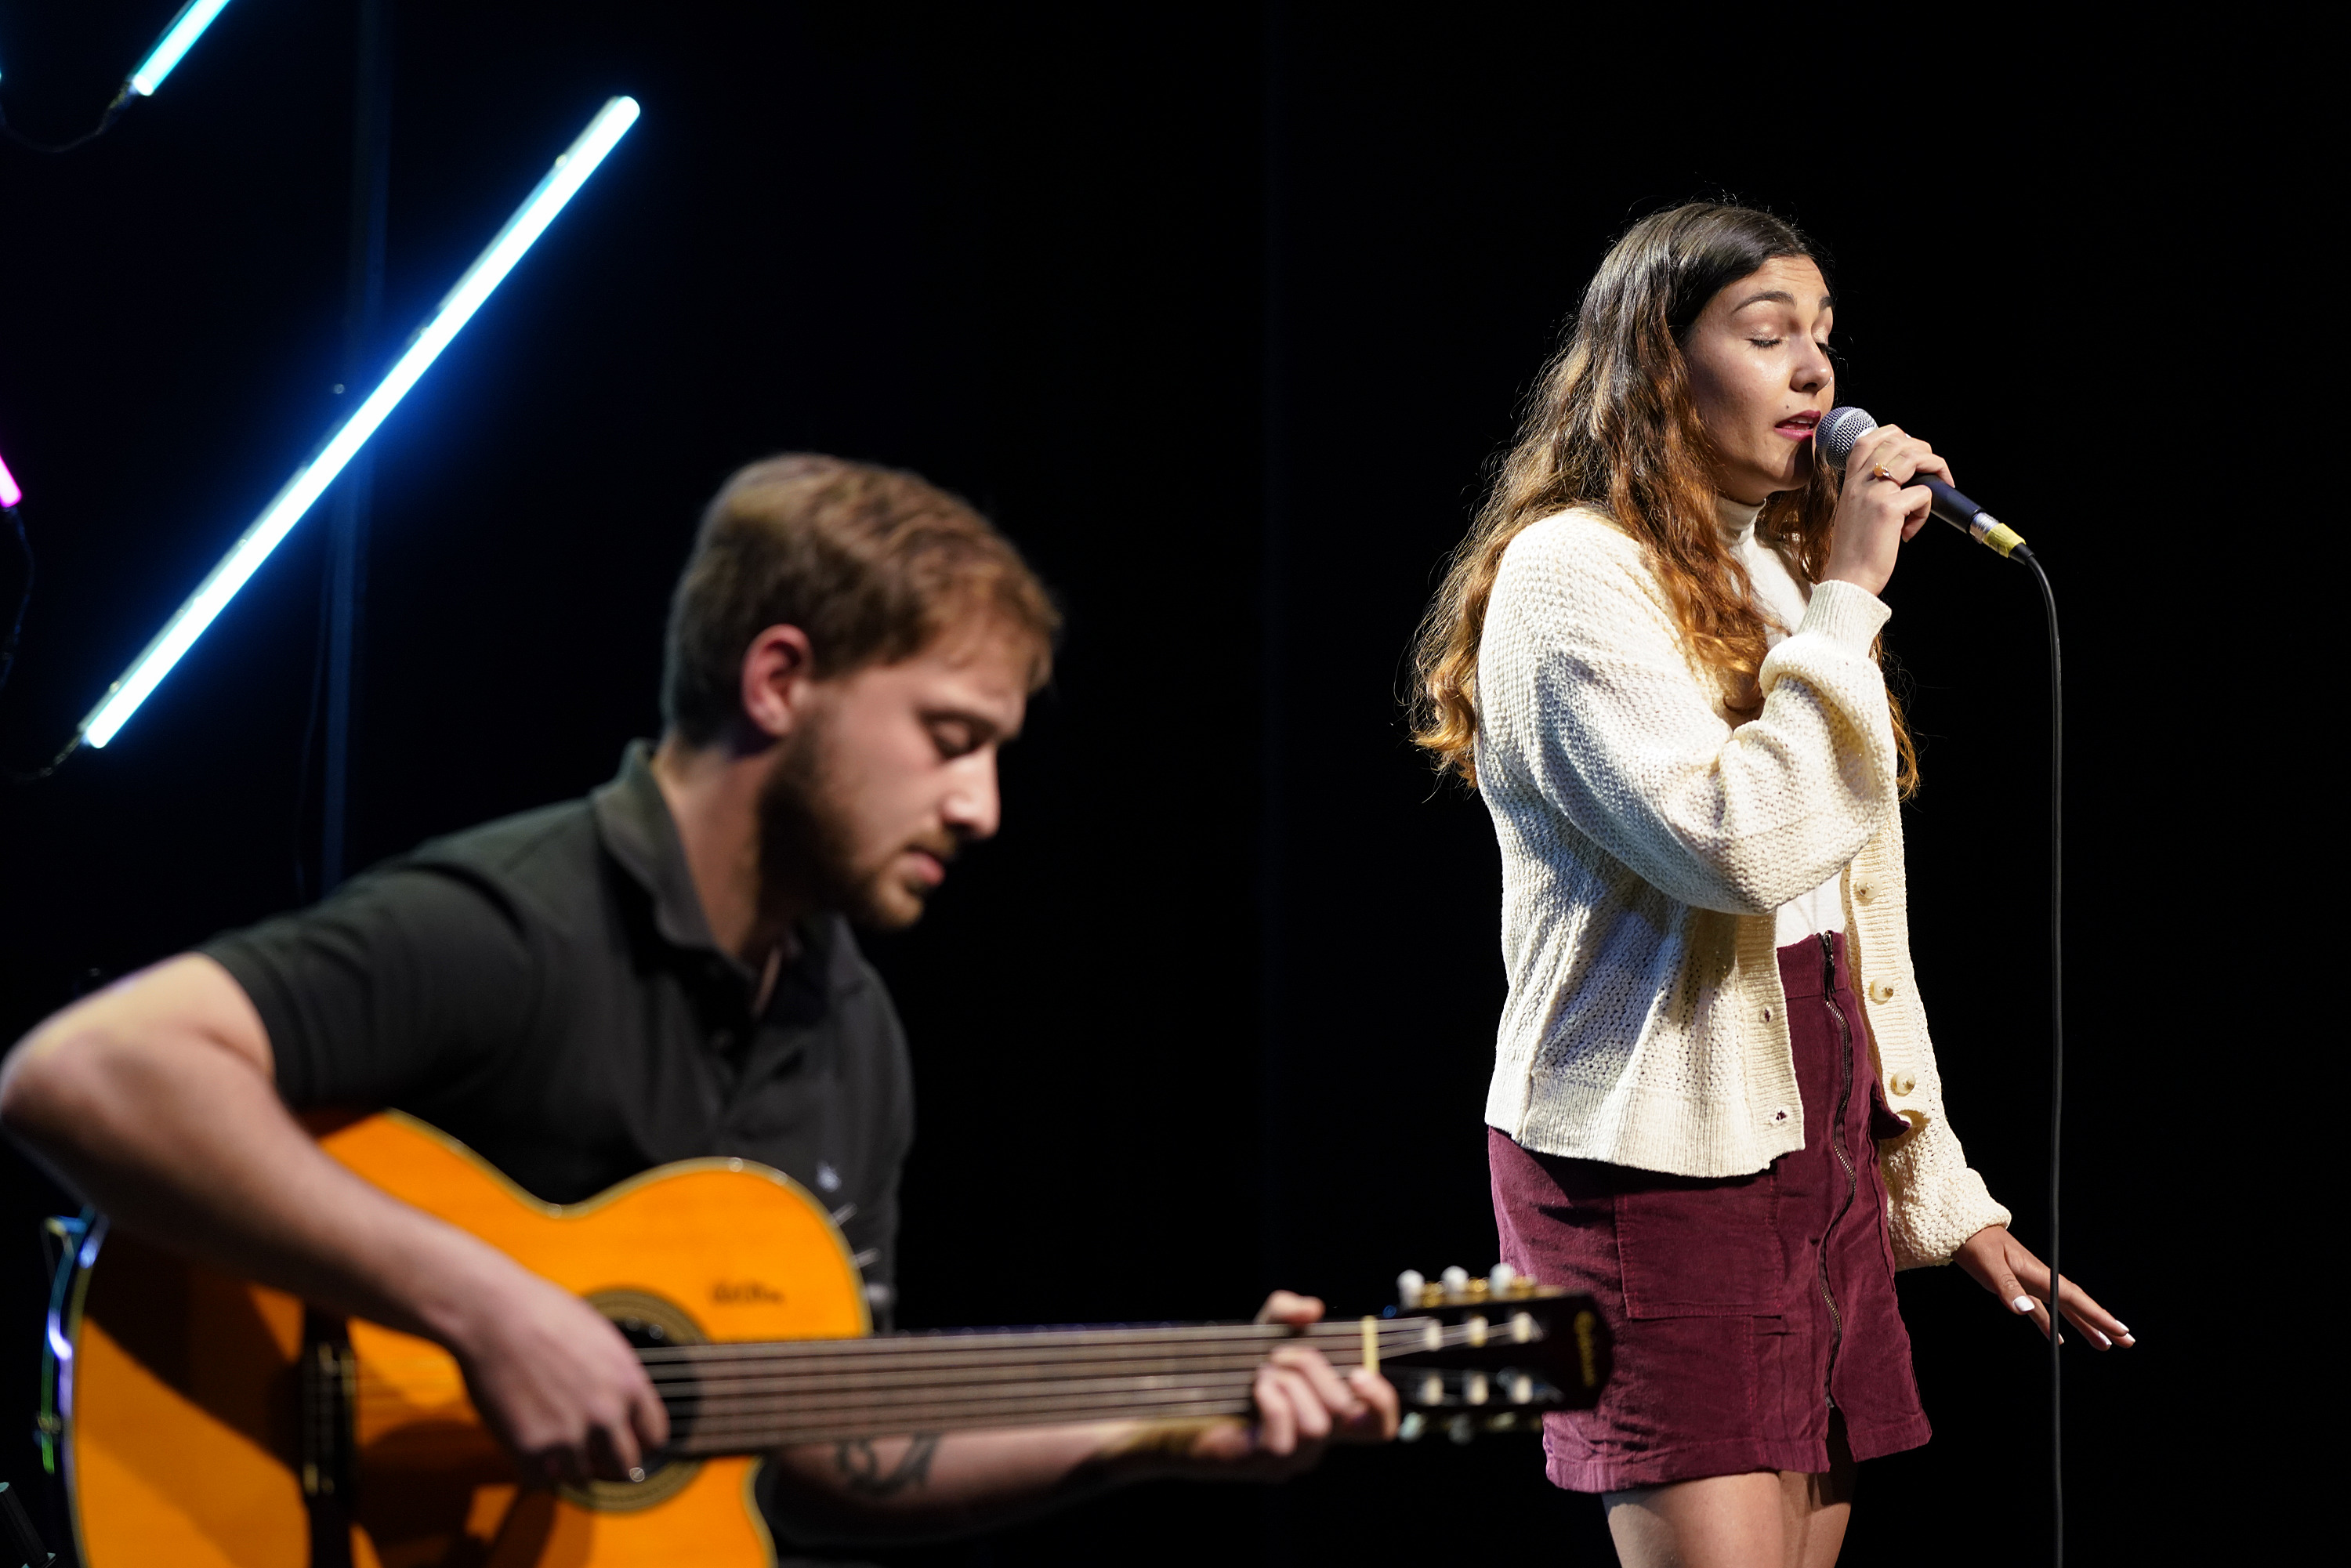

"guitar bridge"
[299, 1309, 357, 1568]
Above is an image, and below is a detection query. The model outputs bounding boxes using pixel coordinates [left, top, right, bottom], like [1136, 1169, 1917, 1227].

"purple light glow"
[0, 447, 21, 509]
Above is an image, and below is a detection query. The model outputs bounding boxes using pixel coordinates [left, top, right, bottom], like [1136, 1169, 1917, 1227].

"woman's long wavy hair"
[1407, 202, 1917, 794]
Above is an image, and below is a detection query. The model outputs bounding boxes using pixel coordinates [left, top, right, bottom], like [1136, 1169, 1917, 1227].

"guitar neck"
[649, 1317, 1438, 1454]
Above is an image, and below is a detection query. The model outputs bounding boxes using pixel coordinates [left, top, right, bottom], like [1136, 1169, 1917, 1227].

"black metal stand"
[321, 0, 393, 892]
[0, 1479, 55, 1567]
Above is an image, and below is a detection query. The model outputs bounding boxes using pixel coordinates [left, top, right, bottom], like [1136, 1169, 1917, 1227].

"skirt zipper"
[1816, 931, 1860, 1408]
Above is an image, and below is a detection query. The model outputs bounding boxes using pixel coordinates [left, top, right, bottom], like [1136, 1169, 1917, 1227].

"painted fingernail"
[2088, 1327, 2112, 1349]
[2012, 1295, 2035, 1313]
[2117, 1333, 2136, 1346]
[2114, 1322, 2130, 1334]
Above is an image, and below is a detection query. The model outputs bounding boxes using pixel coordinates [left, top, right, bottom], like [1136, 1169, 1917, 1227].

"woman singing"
[1407, 203, 2131, 1566]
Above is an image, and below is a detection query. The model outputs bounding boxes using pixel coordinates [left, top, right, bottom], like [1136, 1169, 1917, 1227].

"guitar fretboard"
[640, 1313, 1538, 1454]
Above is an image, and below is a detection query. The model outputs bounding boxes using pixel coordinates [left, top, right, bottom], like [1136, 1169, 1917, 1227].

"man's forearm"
[764, 1420, 1198, 1543]
[0, 956, 506, 1346]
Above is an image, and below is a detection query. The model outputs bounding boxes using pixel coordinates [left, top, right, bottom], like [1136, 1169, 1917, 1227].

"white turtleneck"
[1715, 494, 1849, 948]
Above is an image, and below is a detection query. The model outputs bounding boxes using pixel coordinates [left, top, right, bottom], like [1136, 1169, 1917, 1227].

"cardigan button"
[1891, 1070, 1918, 1096]
[1871, 981, 1896, 1002]
[1854, 882, 1874, 903]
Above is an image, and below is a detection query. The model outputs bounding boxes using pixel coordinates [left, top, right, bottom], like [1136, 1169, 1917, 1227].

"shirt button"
[1891, 1070, 1918, 1096]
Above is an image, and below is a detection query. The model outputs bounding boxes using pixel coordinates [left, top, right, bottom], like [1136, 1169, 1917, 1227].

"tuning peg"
[1490, 1262, 1516, 1293]
[1396, 1269, 1425, 1308]
[1447, 1414, 1475, 1445]
[1418, 1372, 1444, 1407]
[1440, 1265, 1469, 1295]
[1399, 1411, 1425, 1443]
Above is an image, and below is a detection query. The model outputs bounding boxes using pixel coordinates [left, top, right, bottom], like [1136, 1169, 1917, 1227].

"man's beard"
[755, 712, 933, 931]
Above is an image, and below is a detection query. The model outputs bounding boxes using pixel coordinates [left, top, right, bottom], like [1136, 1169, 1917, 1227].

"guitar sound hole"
[557, 1291, 708, 1512]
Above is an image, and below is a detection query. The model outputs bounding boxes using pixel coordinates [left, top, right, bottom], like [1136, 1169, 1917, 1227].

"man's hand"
[442, 1266, 671, 1486]
[1150, 1289, 1400, 1479]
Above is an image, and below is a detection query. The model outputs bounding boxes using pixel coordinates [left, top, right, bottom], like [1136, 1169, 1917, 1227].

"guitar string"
[631, 1314, 1530, 1360]
[664, 1377, 1556, 1454]
[339, 1317, 1524, 1400]
[329, 1325, 1562, 1455]
[636, 1314, 1527, 1369]
[640, 1327, 1435, 1376]
[667, 1397, 1270, 1455]
[658, 1333, 1538, 1418]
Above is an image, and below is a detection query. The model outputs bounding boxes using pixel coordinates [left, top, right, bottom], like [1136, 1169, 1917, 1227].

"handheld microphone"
[1816, 405, 2032, 561]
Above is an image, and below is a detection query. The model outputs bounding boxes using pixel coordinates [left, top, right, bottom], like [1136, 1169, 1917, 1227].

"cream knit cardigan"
[1476, 505, 2010, 1269]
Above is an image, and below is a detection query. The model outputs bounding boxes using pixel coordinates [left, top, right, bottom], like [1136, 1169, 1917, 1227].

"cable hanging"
[0, 0, 235, 155]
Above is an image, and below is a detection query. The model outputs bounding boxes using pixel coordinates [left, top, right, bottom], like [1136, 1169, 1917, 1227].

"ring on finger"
[1871, 462, 1896, 483]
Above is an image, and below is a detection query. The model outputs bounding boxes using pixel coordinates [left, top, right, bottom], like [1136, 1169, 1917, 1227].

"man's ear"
[739, 625, 819, 741]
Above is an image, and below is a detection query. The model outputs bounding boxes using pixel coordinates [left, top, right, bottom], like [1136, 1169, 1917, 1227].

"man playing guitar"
[1, 454, 1396, 1552]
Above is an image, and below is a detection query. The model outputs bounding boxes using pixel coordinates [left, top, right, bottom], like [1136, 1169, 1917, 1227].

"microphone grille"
[1816, 405, 1877, 473]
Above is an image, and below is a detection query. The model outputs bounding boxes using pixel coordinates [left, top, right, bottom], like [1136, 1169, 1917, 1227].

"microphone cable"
[2023, 547, 2064, 1567]
[1820, 405, 2070, 1562]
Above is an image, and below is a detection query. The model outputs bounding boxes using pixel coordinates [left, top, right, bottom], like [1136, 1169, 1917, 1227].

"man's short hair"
[661, 454, 1058, 746]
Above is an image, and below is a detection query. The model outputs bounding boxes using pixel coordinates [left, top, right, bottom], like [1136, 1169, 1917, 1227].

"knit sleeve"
[1880, 1106, 2012, 1269]
[1479, 513, 1903, 916]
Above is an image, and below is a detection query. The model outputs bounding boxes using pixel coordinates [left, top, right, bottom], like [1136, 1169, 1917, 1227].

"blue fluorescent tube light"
[129, 0, 234, 97]
[79, 94, 640, 751]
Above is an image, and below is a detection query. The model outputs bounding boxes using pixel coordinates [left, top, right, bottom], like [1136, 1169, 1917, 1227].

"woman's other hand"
[1820, 424, 1950, 598]
[1954, 1225, 2134, 1351]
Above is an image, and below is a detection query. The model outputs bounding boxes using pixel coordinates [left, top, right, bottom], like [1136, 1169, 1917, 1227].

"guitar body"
[57, 1111, 868, 1568]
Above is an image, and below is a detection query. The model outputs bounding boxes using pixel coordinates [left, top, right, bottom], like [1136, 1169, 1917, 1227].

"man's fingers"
[1255, 1289, 1325, 1326]
[1266, 1364, 1332, 1443]
[632, 1370, 672, 1450]
[1271, 1345, 1361, 1424]
[1347, 1367, 1401, 1439]
[1257, 1362, 1334, 1452]
[592, 1415, 640, 1483]
[1252, 1363, 1299, 1455]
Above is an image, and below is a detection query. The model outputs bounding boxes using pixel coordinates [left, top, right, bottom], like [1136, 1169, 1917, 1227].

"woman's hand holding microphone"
[1820, 425, 1952, 599]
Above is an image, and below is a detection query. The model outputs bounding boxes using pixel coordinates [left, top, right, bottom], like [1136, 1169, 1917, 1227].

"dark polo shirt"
[201, 742, 913, 1320]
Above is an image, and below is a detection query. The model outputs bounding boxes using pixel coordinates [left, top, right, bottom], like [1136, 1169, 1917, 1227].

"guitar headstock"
[1378, 1265, 1610, 1443]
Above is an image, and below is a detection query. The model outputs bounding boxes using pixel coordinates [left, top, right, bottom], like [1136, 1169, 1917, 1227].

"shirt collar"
[1714, 494, 1764, 548]
[591, 740, 736, 962]
[590, 741, 851, 1004]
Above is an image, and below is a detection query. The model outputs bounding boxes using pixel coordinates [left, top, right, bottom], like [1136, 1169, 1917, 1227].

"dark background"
[0, 3, 2284, 1563]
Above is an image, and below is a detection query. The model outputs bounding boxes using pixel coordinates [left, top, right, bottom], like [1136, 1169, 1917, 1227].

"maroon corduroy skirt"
[1489, 931, 1933, 1492]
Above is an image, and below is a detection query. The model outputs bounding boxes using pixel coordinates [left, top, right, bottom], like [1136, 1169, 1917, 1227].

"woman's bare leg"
[1776, 1416, 1857, 1568]
[1604, 1420, 1857, 1568]
[1606, 1474, 1784, 1568]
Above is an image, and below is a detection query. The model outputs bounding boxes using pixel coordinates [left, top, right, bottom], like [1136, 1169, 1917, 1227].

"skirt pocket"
[1615, 1168, 1778, 1319]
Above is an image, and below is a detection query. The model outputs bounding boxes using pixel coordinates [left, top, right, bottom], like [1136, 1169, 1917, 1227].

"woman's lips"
[1774, 415, 1818, 441]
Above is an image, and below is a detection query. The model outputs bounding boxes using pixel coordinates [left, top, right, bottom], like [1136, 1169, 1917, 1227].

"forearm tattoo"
[833, 1432, 942, 1497]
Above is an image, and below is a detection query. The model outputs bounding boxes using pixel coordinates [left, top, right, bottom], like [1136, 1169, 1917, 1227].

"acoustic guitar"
[38, 1110, 1608, 1567]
